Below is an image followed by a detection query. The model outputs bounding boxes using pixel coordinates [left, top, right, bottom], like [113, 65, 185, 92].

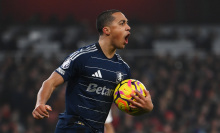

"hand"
[32, 104, 52, 119]
[128, 89, 153, 114]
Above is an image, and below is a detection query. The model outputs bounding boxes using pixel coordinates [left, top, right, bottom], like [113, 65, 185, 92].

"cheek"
[112, 29, 124, 41]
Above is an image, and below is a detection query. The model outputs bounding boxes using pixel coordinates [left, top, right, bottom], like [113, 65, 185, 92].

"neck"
[98, 36, 116, 59]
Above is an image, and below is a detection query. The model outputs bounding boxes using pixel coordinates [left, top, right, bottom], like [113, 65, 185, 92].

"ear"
[102, 27, 110, 36]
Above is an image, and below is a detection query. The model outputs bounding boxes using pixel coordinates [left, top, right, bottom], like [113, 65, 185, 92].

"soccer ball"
[113, 79, 147, 116]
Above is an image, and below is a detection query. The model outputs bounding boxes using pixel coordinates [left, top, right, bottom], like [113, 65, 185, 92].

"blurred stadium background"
[1, 0, 220, 133]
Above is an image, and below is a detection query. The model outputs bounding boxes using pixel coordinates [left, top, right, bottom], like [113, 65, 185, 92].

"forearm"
[105, 123, 115, 133]
[35, 72, 64, 107]
[33, 72, 64, 119]
[35, 80, 55, 107]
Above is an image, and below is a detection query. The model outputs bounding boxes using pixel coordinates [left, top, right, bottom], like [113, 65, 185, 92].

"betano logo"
[86, 83, 114, 96]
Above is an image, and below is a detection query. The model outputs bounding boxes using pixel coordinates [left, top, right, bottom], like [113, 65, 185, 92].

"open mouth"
[125, 34, 130, 44]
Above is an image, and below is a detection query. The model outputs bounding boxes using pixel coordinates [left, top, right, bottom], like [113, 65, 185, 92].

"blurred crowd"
[1, 15, 220, 52]
[1, 49, 220, 133]
[1, 19, 220, 133]
[117, 53, 220, 133]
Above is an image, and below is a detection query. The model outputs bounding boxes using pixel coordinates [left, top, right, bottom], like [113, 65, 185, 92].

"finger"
[127, 99, 135, 107]
[135, 90, 145, 99]
[128, 99, 142, 108]
[144, 89, 152, 99]
[36, 107, 49, 118]
[130, 91, 140, 98]
[45, 105, 52, 111]
[34, 111, 45, 119]
[144, 89, 149, 96]
[131, 92, 143, 104]
[129, 104, 137, 109]
[32, 112, 38, 119]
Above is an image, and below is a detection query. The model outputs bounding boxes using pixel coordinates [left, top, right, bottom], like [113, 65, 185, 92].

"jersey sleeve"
[55, 51, 83, 82]
[105, 110, 113, 123]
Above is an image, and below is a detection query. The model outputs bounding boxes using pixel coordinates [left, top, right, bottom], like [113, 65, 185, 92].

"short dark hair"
[96, 9, 121, 35]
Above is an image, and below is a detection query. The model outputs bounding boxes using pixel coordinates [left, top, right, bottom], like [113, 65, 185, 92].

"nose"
[126, 24, 131, 31]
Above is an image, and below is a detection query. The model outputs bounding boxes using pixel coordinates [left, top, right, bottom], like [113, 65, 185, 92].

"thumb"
[45, 105, 52, 111]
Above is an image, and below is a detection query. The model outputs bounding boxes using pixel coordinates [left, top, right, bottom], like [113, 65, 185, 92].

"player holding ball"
[32, 9, 153, 133]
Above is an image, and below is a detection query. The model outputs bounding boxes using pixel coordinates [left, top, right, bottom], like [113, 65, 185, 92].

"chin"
[114, 42, 126, 49]
[119, 45, 126, 49]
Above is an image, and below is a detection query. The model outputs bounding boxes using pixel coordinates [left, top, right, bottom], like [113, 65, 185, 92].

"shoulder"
[68, 43, 98, 61]
[115, 53, 130, 68]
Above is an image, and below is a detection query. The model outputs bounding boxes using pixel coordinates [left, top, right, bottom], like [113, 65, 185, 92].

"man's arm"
[105, 123, 115, 133]
[32, 72, 64, 119]
[105, 110, 115, 133]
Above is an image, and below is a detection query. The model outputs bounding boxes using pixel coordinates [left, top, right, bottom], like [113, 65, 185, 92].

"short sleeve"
[105, 110, 113, 123]
[55, 52, 82, 81]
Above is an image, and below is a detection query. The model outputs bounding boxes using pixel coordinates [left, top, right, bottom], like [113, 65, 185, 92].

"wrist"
[35, 103, 45, 108]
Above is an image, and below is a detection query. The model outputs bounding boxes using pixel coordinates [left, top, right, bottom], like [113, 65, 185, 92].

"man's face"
[108, 12, 131, 49]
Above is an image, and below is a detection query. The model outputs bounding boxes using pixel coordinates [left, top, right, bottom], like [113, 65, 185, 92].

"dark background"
[1, 0, 220, 24]
[1, 1, 220, 133]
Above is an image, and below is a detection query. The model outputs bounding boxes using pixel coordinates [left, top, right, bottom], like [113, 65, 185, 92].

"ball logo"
[61, 59, 71, 69]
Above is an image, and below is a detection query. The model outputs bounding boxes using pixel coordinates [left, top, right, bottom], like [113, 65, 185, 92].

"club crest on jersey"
[116, 72, 124, 84]
[61, 58, 71, 69]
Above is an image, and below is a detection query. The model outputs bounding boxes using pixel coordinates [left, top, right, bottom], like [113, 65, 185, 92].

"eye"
[119, 20, 126, 25]
[120, 22, 125, 25]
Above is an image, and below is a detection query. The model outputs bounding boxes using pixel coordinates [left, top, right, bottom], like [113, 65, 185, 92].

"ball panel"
[115, 98, 130, 112]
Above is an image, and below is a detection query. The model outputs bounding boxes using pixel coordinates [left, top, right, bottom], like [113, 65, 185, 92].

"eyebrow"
[118, 20, 128, 23]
